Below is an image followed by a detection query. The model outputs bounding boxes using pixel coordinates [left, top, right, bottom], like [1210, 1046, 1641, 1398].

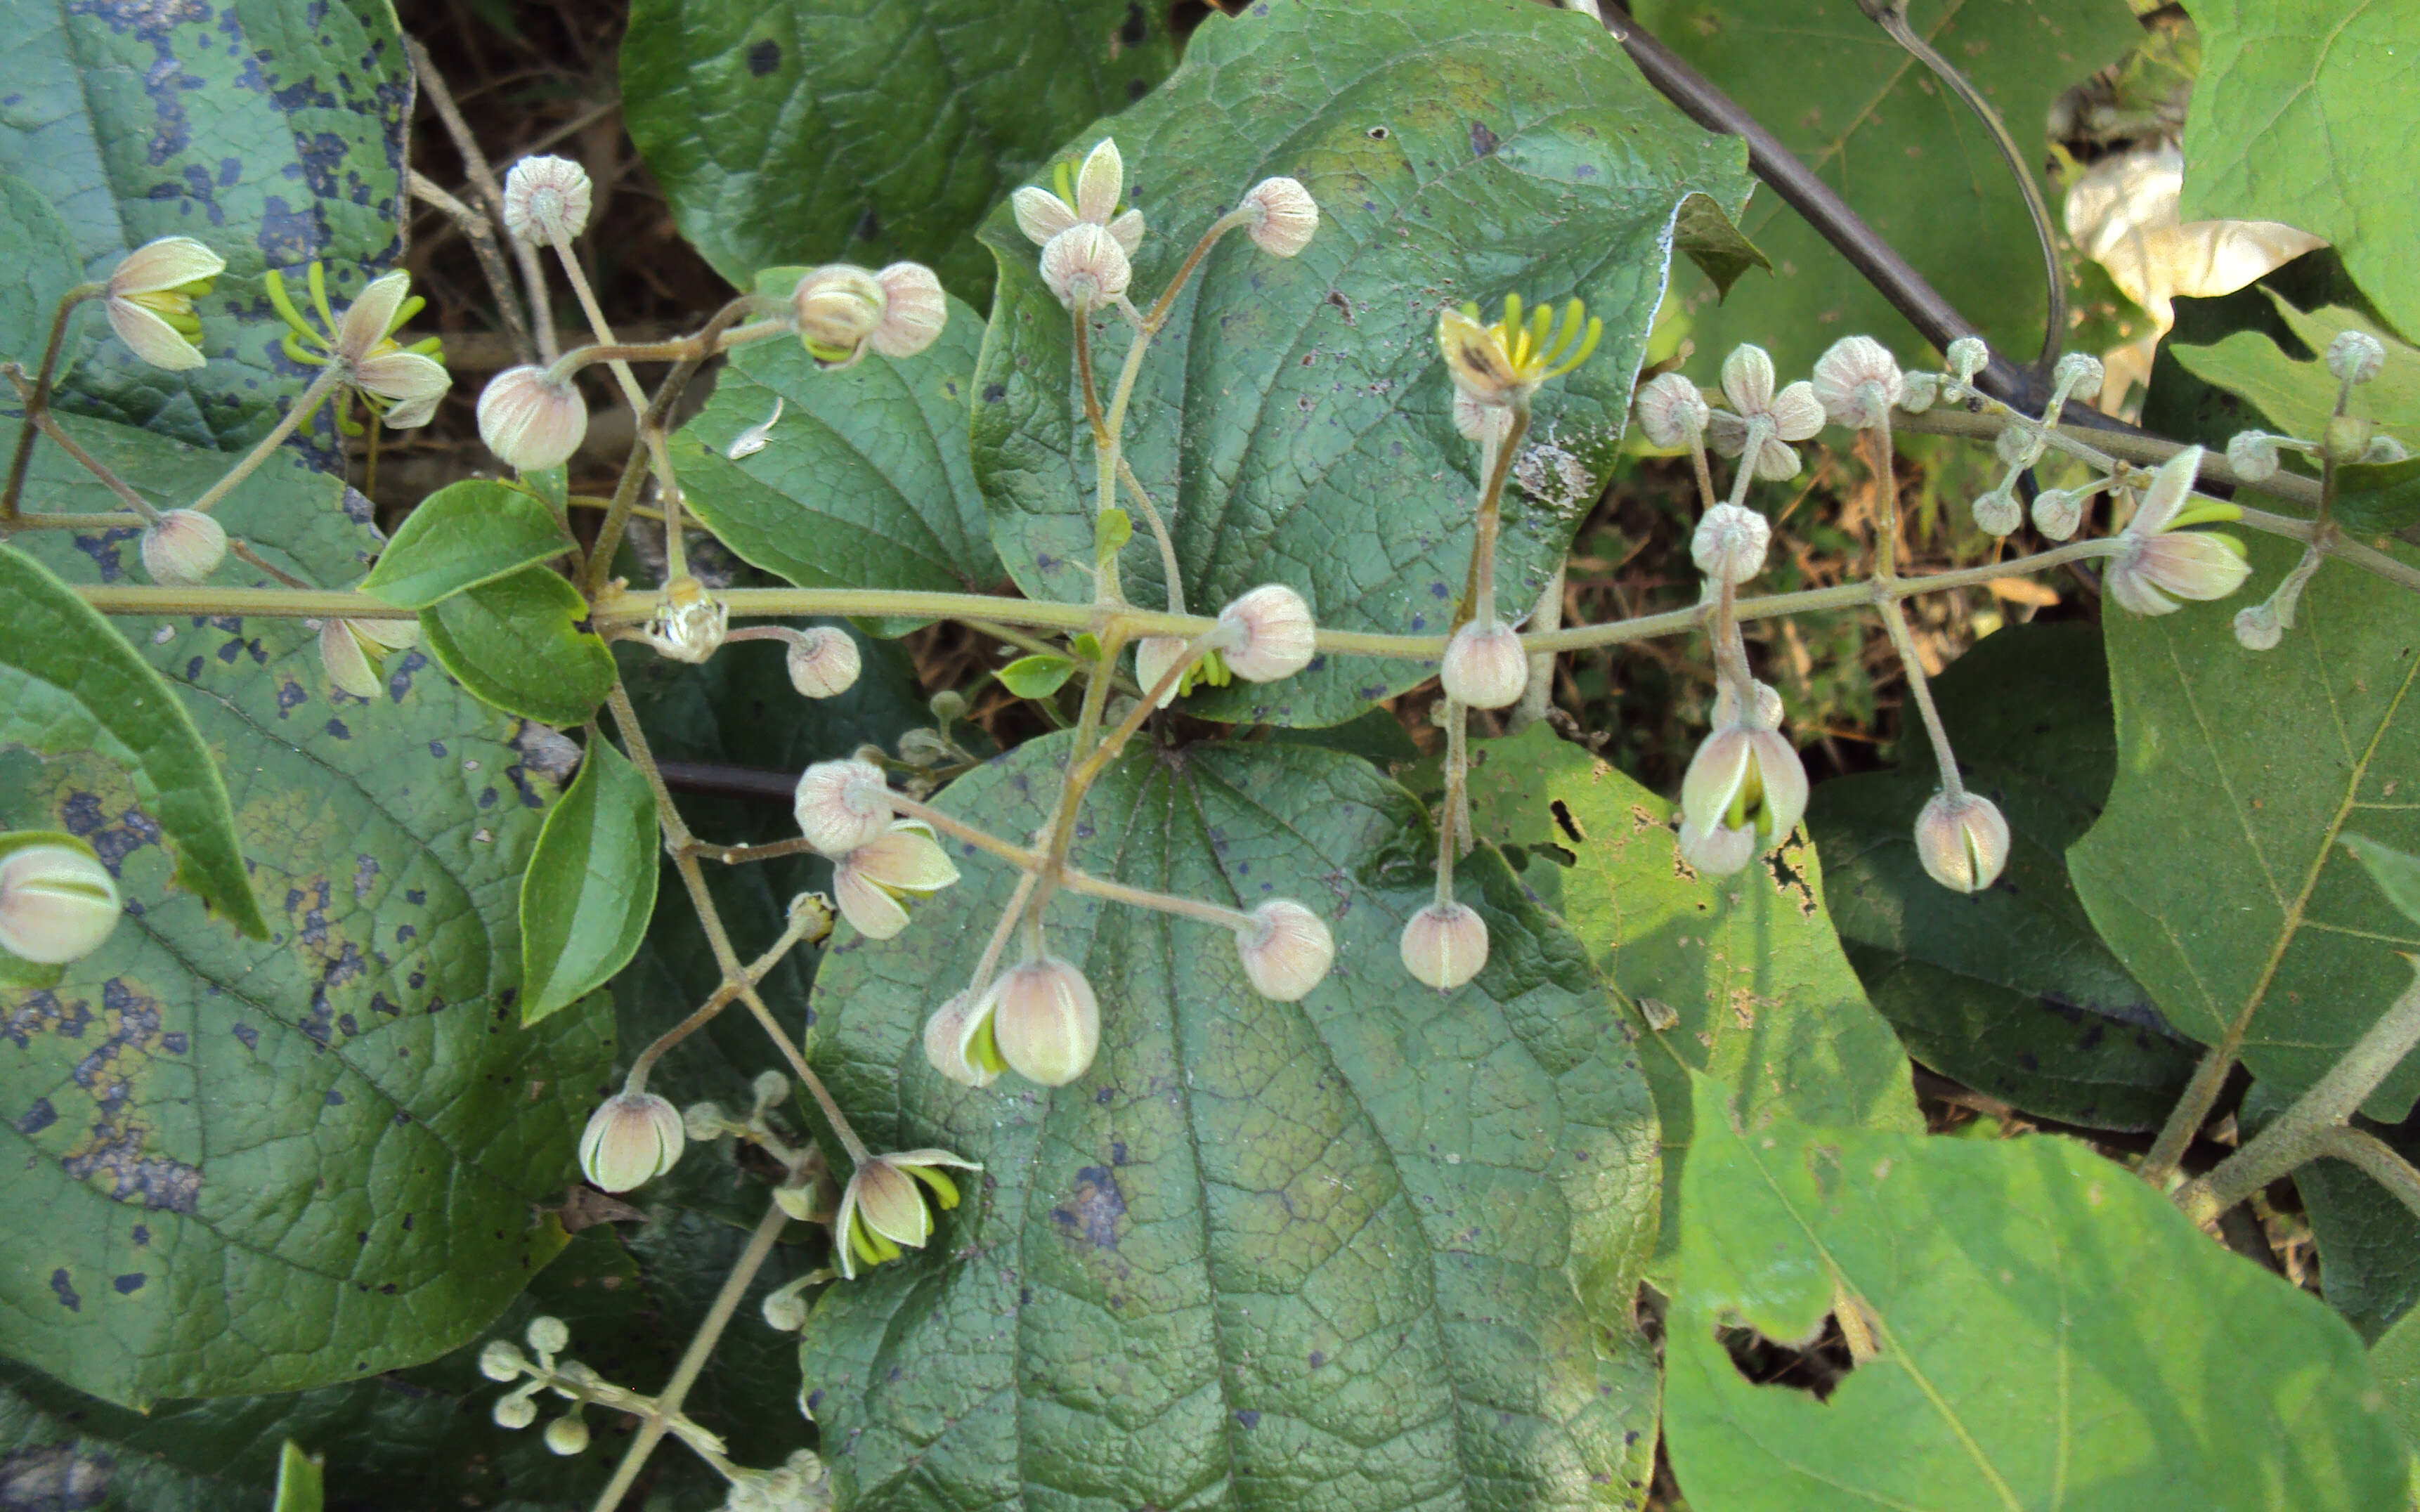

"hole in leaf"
[1718, 1311, 1865, 1402]
[1550, 797, 1585, 845]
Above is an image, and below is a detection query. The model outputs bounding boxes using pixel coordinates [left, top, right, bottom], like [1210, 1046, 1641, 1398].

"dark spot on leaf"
[1235, 1409, 1260, 1428]
[1127, 77, 1150, 102]
[325, 718, 350, 739]
[50, 1270, 79, 1311]
[15, 1100, 56, 1135]
[982, 383, 1006, 403]
[746, 38, 780, 75]
[1308, 1350, 1325, 1368]
[1050, 1166, 1125, 1249]
[232, 1023, 258, 1050]
[326, 1089, 345, 1106]
[112, 1274, 143, 1295]
[131, 1225, 147, 1246]
[1470, 122, 1500, 156]
[853, 206, 880, 241]
[1119, 2, 1147, 44]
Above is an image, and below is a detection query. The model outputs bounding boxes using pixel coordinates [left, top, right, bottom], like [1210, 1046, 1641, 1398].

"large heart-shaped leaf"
[800, 736, 1663, 1511]
[0, 416, 611, 1408]
[0, 0, 412, 448]
[2069, 533, 2420, 1117]
[972, 0, 1752, 726]
[623, 0, 1178, 303]
[1664, 1072, 2406, 1510]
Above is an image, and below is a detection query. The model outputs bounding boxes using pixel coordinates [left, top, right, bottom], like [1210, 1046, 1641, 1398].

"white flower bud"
[478, 1340, 526, 1382]
[1994, 424, 2045, 468]
[762, 1284, 810, 1332]
[1811, 335, 1904, 429]
[1899, 372, 1940, 412]
[0, 843, 120, 967]
[502, 155, 594, 244]
[1913, 791, 2009, 893]
[1634, 371, 1710, 448]
[1972, 488, 2022, 537]
[2233, 602, 2283, 651]
[1719, 344, 1776, 415]
[1691, 502, 1770, 585]
[476, 365, 587, 471]
[682, 1100, 727, 1140]
[2030, 488, 2083, 541]
[982, 956, 1100, 1087]
[871, 262, 948, 358]
[1440, 619, 1528, 709]
[751, 1069, 791, 1109]
[793, 758, 895, 856]
[2327, 330, 2386, 385]
[1240, 176, 1319, 257]
[526, 1315, 570, 1355]
[543, 1414, 590, 1456]
[141, 509, 226, 585]
[1039, 223, 1131, 311]
[578, 1092, 685, 1192]
[923, 991, 1001, 1088]
[1945, 336, 1989, 388]
[1217, 584, 1317, 682]
[1400, 902, 1488, 991]
[786, 627, 861, 699]
[2323, 415, 2377, 465]
[1235, 899, 1334, 1001]
[2053, 351, 2105, 400]
[492, 1392, 538, 1430]
[793, 266, 887, 365]
[2225, 429, 2281, 482]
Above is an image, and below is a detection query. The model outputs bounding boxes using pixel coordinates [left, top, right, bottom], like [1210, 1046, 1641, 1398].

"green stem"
[1875, 597, 1964, 798]
[1, 286, 101, 521]
[190, 365, 348, 516]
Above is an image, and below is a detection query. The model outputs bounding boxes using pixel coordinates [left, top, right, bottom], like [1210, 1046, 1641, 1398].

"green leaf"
[2345, 834, 2420, 927]
[670, 295, 1004, 623]
[2337, 457, 2420, 539]
[1, 417, 612, 1409]
[417, 568, 616, 728]
[801, 736, 1662, 1509]
[0, 0, 415, 449]
[2369, 1296, 2420, 1456]
[621, 0, 1178, 304]
[994, 653, 1077, 699]
[360, 482, 573, 610]
[1632, 0, 2139, 379]
[973, 0, 1753, 726]
[2168, 298, 2420, 443]
[0, 171, 83, 370]
[2178, 0, 2420, 347]
[520, 741, 661, 1026]
[272, 1442, 323, 1512]
[1464, 722, 1918, 1256]
[2070, 532, 2420, 1117]
[0, 541, 266, 939]
[1807, 623, 2197, 1130]
[1664, 1072, 2407, 1511]
[2239, 1077, 2420, 1344]
[1672, 190, 1771, 301]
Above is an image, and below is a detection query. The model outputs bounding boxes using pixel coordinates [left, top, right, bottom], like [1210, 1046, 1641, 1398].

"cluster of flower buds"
[0, 835, 121, 973]
[266, 263, 450, 430]
[719, 1452, 832, 1512]
[1015, 137, 1318, 311]
[479, 1316, 599, 1456]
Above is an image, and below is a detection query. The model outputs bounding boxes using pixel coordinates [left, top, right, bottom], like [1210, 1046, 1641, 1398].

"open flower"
[1012, 138, 1145, 255]
[266, 264, 451, 431]
[1677, 679, 1807, 876]
[105, 237, 223, 372]
[833, 821, 960, 939]
[832, 1149, 982, 1279]
[1436, 293, 1601, 414]
[2105, 446, 2252, 615]
[319, 617, 419, 699]
[1707, 344, 1823, 479]
[640, 576, 729, 664]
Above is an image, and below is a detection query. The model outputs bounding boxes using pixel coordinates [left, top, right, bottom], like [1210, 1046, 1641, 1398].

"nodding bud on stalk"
[542, 1416, 590, 1457]
[980, 956, 1100, 1087]
[1677, 681, 1807, 877]
[2230, 431, 2288, 483]
[923, 991, 1001, 1087]
[2234, 601, 2284, 651]
[870, 262, 949, 358]
[786, 626, 862, 699]
[1691, 503, 1770, 585]
[476, 365, 587, 471]
[1235, 899, 1334, 1001]
[577, 1092, 684, 1192]
[2031, 488, 2083, 541]
[1944, 337, 1989, 398]
[1972, 488, 2022, 537]
[141, 509, 227, 585]
[1217, 584, 1318, 682]
[0, 841, 120, 966]
[1811, 335, 1904, 429]
[1633, 371, 1710, 449]
[1440, 619, 1528, 709]
[1039, 223, 1131, 311]
[2052, 351, 2105, 402]
[105, 237, 224, 371]
[1400, 903, 1488, 991]
[2328, 330, 2386, 386]
[1913, 791, 2010, 894]
[1899, 372, 1941, 412]
[793, 759, 897, 856]
[831, 1148, 981, 1279]
[502, 156, 593, 243]
[1240, 176, 1319, 257]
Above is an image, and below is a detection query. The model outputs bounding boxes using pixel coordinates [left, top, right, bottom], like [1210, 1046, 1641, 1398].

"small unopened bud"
[1913, 791, 2009, 894]
[2233, 602, 2283, 651]
[751, 1069, 790, 1109]
[2225, 429, 2282, 482]
[493, 1392, 539, 1430]
[1994, 424, 2045, 469]
[1440, 619, 1527, 709]
[1400, 903, 1488, 991]
[1634, 371, 1710, 448]
[543, 1415, 590, 1456]
[982, 956, 1100, 1086]
[2327, 330, 2386, 385]
[1217, 584, 1317, 682]
[2364, 435, 2411, 465]
[0, 842, 121, 965]
[1235, 899, 1334, 1001]
[2052, 351, 2105, 400]
[1944, 337, 1989, 396]
[478, 1340, 526, 1381]
[1039, 223, 1131, 311]
[578, 1092, 685, 1192]
[141, 509, 226, 585]
[871, 262, 948, 359]
[1240, 176, 1319, 257]
[793, 758, 895, 856]
[2030, 488, 2083, 541]
[682, 1100, 727, 1140]
[762, 1284, 810, 1332]
[1898, 372, 1940, 412]
[1811, 335, 1904, 428]
[2324, 415, 2378, 465]
[502, 155, 594, 243]
[786, 627, 861, 699]
[1972, 488, 2021, 537]
[476, 365, 587, 471]
[526, 1315, 570, 1356]
[1691, 502, 1770, 584]
[794, 265, 887, 365]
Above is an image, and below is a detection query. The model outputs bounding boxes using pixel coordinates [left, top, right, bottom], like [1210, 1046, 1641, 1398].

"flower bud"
[793, 758, 895, 856]
[526, 1315, 570, 1355]
[578, 1091, 685, 1192]
[871, 262, 948, 358]
[1440, 618, 1527, 709]
[981, 956, 1100, 1087]
[502, 155, 594, 243]
[2323, 415, 2377, 465]
[1691, 502, 1770, 584]
[479, 1340, 526, 1381]
[751, 1069, 790, 1109]
[761, 1278, 812, 1331]
[1811, 335, 1904, 428]
[1899, 372, 1940, 412]
[2225, 429, 2281, 482]
[1040, 223, 1131, 311]
[1235, 899, 1334, 1001]
[1240, 176, 1319, 257]
[1944, 336, 1989, 395]
[2052, 351, 2105, 400]
[923, 991, 1003, 1088]
[493, 1392, 538, 1430]
[141, 509, 226, 585]
[0, 842, 121, 967]
[793, 265, 887, 365]
[2364, 435, 2412, 465]
[2233, 602, 2283, 651]
[476, 365, 587, 471]
[1400, 902, 1488, 991]
[2327, 330, 2386, 385]
[1994, 424, 2045, 468]
[2030, 488, 2082, 541]
[544, 1415, 590, 1456]
[1634, 371, 1710, 449]
[1972, 488, 2021, 537]
[1913, 791, 2009, 894]
[682, 1100, 727, 1140]
[786, 626, 861, 699]
[1217, 583, 1317, 682]
[833, 821, 959, 940]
